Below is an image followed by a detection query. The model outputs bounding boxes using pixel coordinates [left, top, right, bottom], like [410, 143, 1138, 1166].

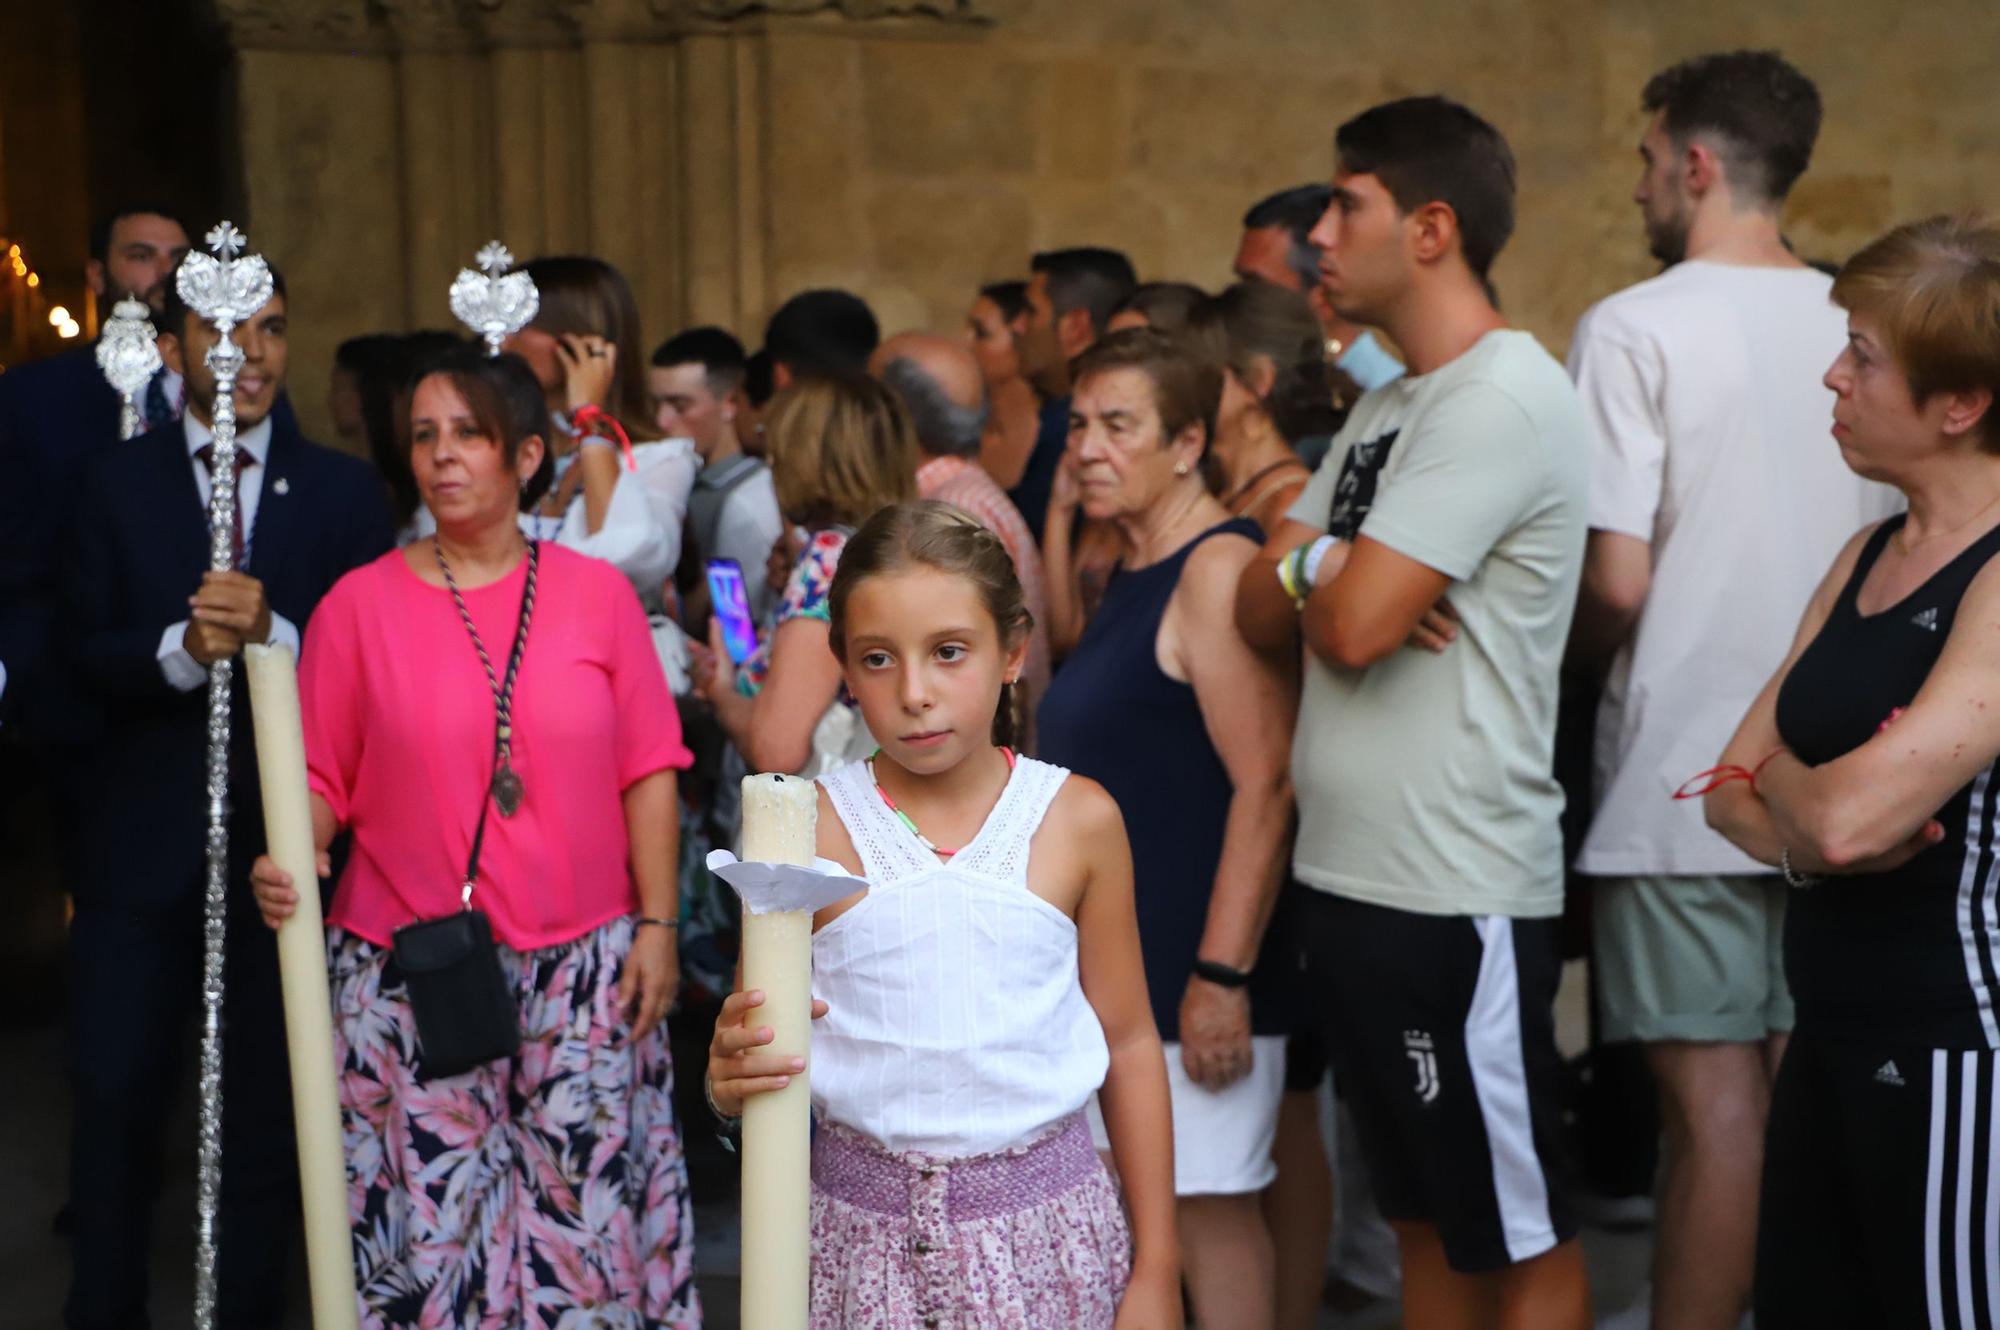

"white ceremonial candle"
[245, 644, 360, 1330]
[741, 771, 817, 867]
[738, 772, 818, 1330]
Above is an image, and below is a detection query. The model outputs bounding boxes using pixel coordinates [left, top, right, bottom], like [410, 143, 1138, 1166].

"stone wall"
[217, 0, 2000, 443]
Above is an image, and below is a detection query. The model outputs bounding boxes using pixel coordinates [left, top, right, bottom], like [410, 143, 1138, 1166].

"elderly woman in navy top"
[1705, 215, 2000, 1330]
[1036, 328, 1294, 1330]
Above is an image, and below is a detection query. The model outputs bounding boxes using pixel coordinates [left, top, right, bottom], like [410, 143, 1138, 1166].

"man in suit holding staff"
[57, 253, 392, 1330]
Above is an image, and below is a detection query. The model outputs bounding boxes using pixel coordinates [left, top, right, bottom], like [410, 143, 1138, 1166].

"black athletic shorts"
[1758, 1028, 2000, 1329]
[1270, 881, 1330, 1092]
[1284, 1026, 1331, 1093]
[1296, 890, 1576, 1272]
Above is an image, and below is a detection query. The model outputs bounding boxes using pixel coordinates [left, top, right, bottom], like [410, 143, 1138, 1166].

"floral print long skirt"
[329, 917, 701, 1329]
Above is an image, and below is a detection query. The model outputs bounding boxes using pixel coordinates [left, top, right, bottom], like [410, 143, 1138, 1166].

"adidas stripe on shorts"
[1759, 1029, 2000, 1329]
[1295, 890, 1576, 1272]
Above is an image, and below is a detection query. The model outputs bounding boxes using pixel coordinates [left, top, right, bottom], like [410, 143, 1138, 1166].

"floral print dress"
[735, 527, 849, 698]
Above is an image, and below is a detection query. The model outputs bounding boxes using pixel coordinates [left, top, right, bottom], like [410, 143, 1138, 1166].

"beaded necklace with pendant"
[437, 538, 538, 817]
[868, 746, 1017, 859]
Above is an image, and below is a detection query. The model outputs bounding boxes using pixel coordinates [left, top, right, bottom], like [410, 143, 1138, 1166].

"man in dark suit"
[36, 202, 189, 440]
[0, 204, 190, 729]
[57, 257, 392, 1330]
[0, 206, 305, 730]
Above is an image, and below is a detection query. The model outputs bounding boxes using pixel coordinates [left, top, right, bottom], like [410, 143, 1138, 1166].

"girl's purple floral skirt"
[808, 1113, 1131, 1329]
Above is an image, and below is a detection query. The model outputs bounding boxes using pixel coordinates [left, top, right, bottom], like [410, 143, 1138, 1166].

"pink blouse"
[302, 544, 691, 950]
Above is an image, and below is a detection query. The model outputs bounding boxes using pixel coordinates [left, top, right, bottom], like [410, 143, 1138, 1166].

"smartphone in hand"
[705, 558, 760, 664]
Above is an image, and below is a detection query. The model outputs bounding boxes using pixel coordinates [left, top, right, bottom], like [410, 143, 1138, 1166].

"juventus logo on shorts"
[1404, 1029, 1440, 1104]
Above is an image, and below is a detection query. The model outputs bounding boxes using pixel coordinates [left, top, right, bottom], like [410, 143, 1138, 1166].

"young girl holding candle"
[706, 500, 1181, 1329]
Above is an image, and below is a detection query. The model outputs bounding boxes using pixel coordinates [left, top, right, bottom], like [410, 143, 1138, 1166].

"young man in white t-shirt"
[1566, 52, 1902, 1330]
[1237, 96, 1590, 1330]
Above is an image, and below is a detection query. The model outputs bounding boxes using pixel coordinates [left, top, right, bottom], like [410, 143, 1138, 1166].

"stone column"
[674, 30, 765, 332]
[386, 3, 492, 329]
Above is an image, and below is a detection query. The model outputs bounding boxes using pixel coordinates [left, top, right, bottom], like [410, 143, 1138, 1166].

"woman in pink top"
[252, 346, 700, 1329]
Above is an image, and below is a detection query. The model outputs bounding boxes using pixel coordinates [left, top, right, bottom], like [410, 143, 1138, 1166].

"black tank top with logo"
[1775, 514, 2000, 1049]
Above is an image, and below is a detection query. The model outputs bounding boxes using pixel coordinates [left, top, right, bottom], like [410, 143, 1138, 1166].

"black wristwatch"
[1192, 958, 1253, 989]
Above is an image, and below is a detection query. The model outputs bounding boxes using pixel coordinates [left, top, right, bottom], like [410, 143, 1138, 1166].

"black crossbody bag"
[391, 541, 539, 1079]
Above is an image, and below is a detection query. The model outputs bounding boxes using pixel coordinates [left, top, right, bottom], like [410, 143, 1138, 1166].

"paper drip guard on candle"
[705, 850, 862, 915]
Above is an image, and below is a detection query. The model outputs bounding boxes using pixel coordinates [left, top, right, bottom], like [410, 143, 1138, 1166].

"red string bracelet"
[571, 403, 637, 472]
[1673, 704, 1910, 803]
[1672, 748, 1784, 801]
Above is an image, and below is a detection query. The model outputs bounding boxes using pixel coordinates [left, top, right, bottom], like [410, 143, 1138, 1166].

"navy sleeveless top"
[1037, 516, 1280, 1041]
[1775, 514, 2000, 1048]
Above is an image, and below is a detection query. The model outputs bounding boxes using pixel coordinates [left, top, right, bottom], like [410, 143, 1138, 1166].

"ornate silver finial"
[204, 221, 247, 259]
[178, 224, 276, 339]
[96, 297, 163, 440]
[476, 239, 514, 275]
[450, 239, 539, 357]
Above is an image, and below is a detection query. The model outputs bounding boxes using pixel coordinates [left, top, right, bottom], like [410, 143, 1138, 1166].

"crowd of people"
[2, 42, 1999, 1330]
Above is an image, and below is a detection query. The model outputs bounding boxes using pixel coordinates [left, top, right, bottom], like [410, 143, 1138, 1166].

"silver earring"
[1173, 461, 1190, 477]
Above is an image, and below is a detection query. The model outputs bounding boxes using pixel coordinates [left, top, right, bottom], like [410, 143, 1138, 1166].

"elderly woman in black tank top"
[1704, 215, 2000, 1330]
[1036, 328, 1295, 1330]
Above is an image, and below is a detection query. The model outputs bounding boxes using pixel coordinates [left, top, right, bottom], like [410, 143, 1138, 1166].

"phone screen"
[705, 558, 759, 665]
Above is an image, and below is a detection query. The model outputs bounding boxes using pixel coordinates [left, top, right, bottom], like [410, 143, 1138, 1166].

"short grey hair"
[879, 356, 989, 459]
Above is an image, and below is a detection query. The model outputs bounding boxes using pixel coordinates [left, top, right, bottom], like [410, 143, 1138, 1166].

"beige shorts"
[1592, 874, 1795, 1044]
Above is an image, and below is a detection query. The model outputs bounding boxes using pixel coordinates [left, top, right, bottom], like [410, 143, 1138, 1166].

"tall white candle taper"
[739, 773, 818, 1330]
[245, 644, 360, 1330]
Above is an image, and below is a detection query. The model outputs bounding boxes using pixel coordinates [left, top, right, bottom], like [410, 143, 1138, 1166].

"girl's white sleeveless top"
[811, 756, 1111, 1158]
